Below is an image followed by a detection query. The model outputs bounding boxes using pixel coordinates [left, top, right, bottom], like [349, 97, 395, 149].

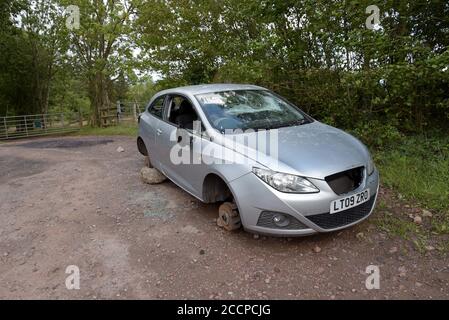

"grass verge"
[373, 133, 449, 251]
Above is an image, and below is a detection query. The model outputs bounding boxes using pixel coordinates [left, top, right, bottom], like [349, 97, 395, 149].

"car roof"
[156, 83, 268, 96]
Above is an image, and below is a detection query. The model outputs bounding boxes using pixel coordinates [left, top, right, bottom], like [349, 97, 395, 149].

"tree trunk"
[42, 60, 54, 115]
[89, 71, 110, 127]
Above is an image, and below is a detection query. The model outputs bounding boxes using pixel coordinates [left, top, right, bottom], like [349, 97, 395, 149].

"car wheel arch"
[201, 173, 234, 204]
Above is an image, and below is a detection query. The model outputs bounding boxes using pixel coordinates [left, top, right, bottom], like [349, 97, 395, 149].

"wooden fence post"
[3, 117, 7, 139]
[24, 116, 28, 137]
[78, 106, 83, 128]
[116, 100, 121, 124]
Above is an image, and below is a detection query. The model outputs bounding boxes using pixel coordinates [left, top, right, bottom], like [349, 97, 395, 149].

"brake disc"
[217, 202, 241, 231]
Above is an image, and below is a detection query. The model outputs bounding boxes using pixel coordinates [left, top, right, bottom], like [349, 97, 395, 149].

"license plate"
[330, 189, 370, 214]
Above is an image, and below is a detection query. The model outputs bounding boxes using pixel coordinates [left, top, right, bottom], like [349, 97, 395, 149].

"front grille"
[257, 211, 308, 230]
[306, 193, 376, 230]
[325, 167, 364, 195]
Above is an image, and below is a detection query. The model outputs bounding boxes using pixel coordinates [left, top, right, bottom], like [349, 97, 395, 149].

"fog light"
[272, 213, 290, 227]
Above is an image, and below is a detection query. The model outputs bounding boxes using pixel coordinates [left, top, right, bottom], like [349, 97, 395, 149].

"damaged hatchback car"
[137, 84, 379, 236]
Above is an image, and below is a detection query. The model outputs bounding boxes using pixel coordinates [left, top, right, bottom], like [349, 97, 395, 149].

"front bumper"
[229, 168, 380, 236]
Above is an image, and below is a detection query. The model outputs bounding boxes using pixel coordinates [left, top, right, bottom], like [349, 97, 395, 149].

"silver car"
[137, 84, 379, 236]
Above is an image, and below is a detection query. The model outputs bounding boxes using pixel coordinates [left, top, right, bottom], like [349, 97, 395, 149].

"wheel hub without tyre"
[217, 202, 241, 231]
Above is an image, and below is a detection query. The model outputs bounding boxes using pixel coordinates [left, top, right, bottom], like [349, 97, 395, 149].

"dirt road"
[0, 136, 447, 299]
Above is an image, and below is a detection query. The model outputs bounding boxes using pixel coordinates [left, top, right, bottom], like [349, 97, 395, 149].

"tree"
[0, 0, 69, 117]
[62, 0, 137, 126]
[19, 0, 69, 114]
[135, 0, 448, 133]
[0, 0, 31, 116]
[136, 0, 231, 84]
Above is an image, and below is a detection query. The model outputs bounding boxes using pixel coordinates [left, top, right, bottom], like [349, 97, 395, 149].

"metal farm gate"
[0, 112, 81, 140]
[0, 101, 145, 140]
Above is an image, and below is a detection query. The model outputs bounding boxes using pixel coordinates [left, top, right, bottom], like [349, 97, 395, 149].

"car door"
[156, 94, 206, 198]
[139, 94, 167, 170]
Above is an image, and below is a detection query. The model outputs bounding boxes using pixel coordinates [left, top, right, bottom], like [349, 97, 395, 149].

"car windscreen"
[195, 90, 311, 133]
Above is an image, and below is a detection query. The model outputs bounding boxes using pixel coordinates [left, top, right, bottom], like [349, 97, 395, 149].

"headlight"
[252, 167, 319, 193]
[367, 155, 375, 176]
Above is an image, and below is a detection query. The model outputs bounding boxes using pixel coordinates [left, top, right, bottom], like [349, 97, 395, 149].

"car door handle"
[156, 129, 162, 135]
